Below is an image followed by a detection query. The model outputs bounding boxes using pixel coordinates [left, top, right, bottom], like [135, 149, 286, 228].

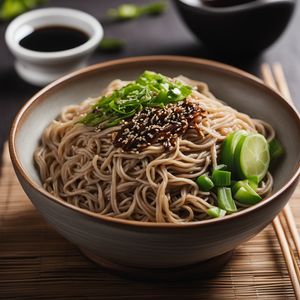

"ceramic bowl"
[9, 56, 300, 271]
[5, 8, 103, 86]
[175, 0, 296, 55]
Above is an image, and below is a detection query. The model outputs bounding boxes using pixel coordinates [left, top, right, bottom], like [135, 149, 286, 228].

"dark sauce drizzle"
[114, 100, 204, 153]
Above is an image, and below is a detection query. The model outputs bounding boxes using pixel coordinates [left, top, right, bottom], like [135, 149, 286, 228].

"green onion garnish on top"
[80, 71, 192, 128]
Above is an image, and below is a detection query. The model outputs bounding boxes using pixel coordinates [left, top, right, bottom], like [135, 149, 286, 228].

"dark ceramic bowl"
[175, 0, 296, 55]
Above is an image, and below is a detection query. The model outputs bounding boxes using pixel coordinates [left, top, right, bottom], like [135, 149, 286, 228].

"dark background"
[0, 0, 299, 156]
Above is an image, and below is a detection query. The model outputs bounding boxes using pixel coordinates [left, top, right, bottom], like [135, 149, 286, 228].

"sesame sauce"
[113, 100, 204, 152]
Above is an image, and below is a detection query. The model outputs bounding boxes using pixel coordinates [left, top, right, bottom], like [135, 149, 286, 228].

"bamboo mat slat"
[0, 143, 299, 300]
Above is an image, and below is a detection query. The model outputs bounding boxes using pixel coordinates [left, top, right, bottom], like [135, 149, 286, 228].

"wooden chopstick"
[261, 63, 300, 258]
[261, 63, 300, 299]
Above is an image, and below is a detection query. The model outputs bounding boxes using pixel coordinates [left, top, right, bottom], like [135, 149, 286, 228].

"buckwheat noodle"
[34, 76, 274, 223]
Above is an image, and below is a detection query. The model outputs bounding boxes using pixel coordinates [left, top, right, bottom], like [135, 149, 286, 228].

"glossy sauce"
[114, 101, 204, 153]
[19, 26, 89, 52]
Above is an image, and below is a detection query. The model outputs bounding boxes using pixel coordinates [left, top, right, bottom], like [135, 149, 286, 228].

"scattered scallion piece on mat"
[108, 2, 166, 20]
[0, 0, 46, 21]
[99, 38, 125, 52]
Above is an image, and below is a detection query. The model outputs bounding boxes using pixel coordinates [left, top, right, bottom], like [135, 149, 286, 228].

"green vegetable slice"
[232, 180, 257, 195]
[221, 130, 248, 171]
[207, 206, 226, 218]
[212, 169, 231, 187]
[196, 175, 214, 192]
[217, 187, 237, 213]
[0, 0, 45, 21]
[80, 71, 192, 128]
[108, 2, 166, 20]
[269, 138, 284, 163]
[234, 187, 262, 204]
[234, 133, 270, 182]
[99, 38, 125, 52]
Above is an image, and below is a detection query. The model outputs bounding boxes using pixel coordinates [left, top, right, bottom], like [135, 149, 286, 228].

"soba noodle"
[34, 75, 274, 223]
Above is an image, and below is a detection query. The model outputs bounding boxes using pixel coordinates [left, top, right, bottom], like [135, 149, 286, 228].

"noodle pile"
[34, 76, 274, 223]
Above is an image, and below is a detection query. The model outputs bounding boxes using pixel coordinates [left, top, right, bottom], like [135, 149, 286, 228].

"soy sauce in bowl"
[19, 26, 89, 52]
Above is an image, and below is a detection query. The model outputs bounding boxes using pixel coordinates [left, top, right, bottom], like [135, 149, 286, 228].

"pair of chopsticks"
[261, 63, 300, 299]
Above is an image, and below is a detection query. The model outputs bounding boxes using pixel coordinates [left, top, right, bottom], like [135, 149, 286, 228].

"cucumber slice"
[221, 130, 248, 171]
[234, 133, 270, 182]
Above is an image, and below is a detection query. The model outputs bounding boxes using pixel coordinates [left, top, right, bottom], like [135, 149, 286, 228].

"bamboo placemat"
[0, 143, 299, 300]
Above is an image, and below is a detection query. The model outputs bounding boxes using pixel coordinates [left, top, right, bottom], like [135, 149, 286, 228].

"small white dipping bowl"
[5, 7, 103, 86]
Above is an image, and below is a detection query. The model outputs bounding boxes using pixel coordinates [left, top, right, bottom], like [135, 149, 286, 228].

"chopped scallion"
[212, 169, 231, 187]
[232, 180, 250, 195]
[108, 2, 166, 20]
[217, 187, 237, 213]
[207, 206, 226, 218]
[234, 186, 262, 204]
[269, 138, 284, 163]
[196, 175, 214, 192]
[99, 38, 125, 52]
[80, 71, 192, 127]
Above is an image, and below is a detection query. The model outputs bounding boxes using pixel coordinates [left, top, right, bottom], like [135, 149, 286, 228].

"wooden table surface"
[0, 0, 300, 157]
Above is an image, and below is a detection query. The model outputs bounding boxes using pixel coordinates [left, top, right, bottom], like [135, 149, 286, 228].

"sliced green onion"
[212, 169, 231, 187]
[232, 179, 258, 194]
[108, 4, 139, 19]
[234, 186, 262, 204]
[269, 138, 284, 163]
[0, 0, 45, 21]
[217, 187, 237, 213]
[196, 175, 214, 192]
[207, 206, 226, 218]
[108, 2, 166, 20]
[247, 175, 260, 186]
[232, 180, 246, 195]
[248, 178, 258, 190]
[99, 38, 125, 52]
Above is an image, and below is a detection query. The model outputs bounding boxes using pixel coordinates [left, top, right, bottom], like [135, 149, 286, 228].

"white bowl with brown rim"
[9, 56, 300, 278]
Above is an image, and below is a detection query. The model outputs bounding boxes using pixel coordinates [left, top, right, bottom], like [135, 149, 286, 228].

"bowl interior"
[13, 57, 300, 205]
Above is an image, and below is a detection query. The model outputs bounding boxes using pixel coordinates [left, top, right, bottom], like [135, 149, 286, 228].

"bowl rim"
[176, 0, 295, 13]
[9, 55, 300, 228]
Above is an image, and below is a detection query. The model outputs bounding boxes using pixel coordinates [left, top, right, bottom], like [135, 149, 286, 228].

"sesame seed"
[113, 100, 204, 152]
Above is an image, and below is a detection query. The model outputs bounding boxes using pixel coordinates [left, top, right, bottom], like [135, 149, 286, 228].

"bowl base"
[80, 248, 233, 281]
